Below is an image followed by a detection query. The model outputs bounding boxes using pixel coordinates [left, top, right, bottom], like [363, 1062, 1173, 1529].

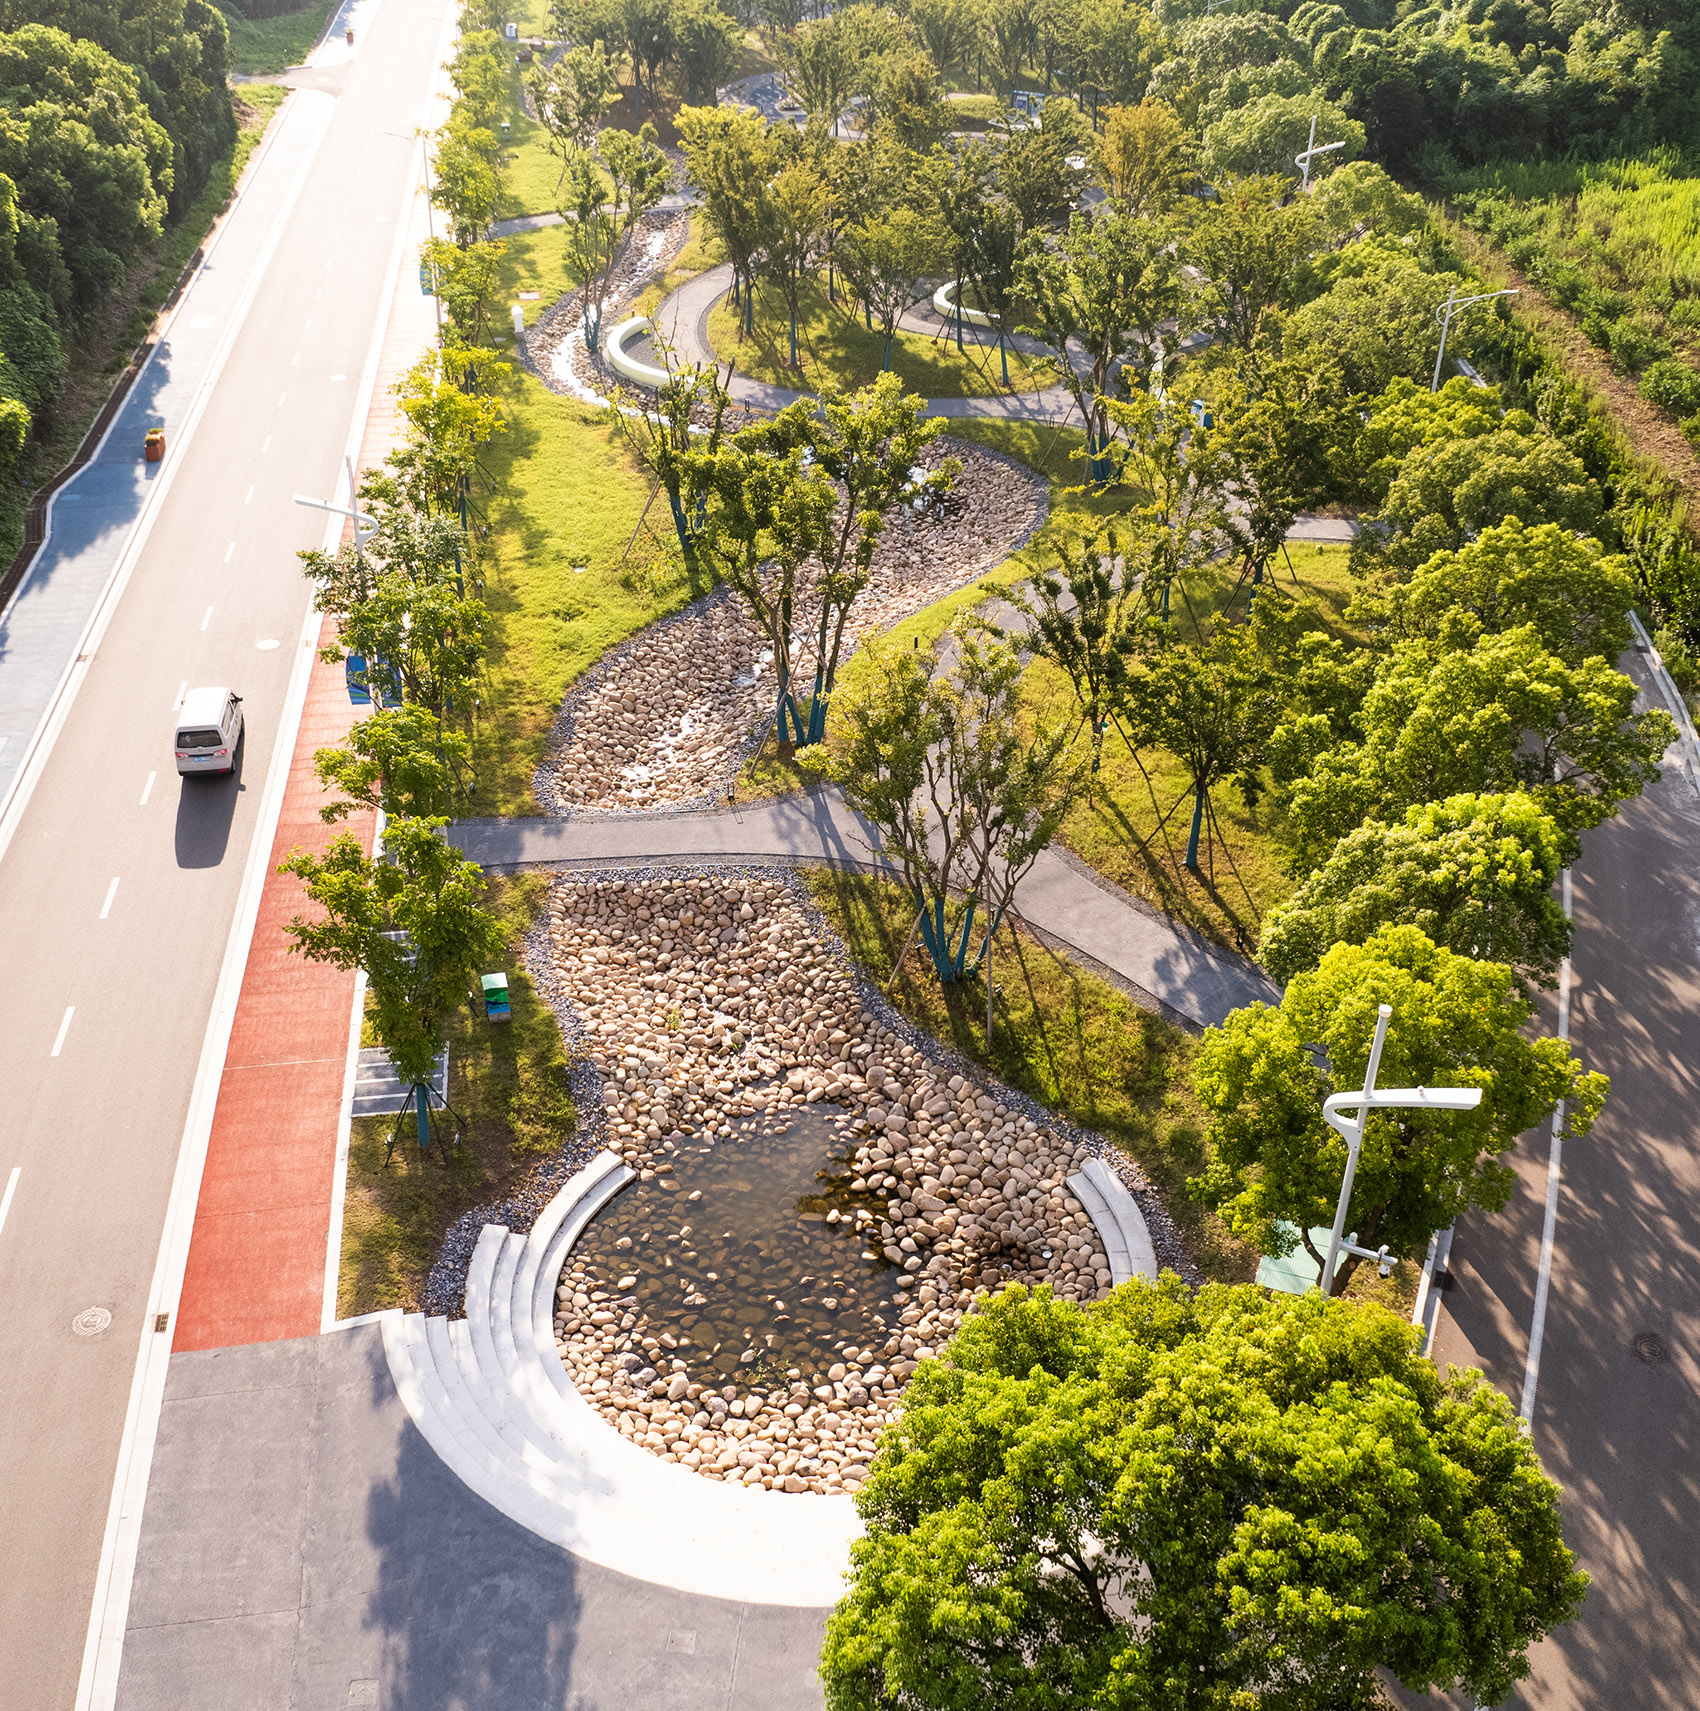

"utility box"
[504, 20, 517, 37]
[481, 972, 511, 1022]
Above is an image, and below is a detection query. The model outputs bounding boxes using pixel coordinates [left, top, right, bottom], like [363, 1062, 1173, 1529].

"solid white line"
[200, 606, 213, 632]
[138, 770, 155, 807]
[0, 1166, 19, 1239]
[1521, 867, 1574, 1428]
[100, 877, 120, 920]
[51, 1006, 75, 1057]
[1628, 609, 1700, 802]
[73, 11, 453, 1696]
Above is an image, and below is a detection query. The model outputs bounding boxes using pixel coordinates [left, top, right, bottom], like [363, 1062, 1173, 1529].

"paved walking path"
[449, 790, 1276, 1030]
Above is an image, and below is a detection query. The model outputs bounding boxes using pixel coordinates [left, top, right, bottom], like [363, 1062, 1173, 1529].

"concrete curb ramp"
[378, 1149, 861, 1606]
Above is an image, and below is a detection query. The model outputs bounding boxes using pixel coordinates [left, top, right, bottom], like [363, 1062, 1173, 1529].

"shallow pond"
[569, 1102, 904, 1388]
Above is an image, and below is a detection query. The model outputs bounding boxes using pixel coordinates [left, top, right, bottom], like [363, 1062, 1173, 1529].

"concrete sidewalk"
[116, 1324, 828, 1711]
[449, 790, 1275, 1029]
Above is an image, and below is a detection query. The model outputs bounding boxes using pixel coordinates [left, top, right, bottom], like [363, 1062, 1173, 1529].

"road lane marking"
[200, 606, 213, 632]
[223, 542, 234, 563]
[0, 1166, 19, 1239]
[244, 485, 254, 504]
[1521, 866, 1574, 1429]
[51, 1006, 74, 1057]
[262, 435, 272, 453]
[172, 680, 187, 710]
[99, 878, 119, 919]
[139, 770, 156, 806]
[256, 638, 280, 650]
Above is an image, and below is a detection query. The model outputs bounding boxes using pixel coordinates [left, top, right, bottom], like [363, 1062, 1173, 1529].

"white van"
[174, 686, 243, 776]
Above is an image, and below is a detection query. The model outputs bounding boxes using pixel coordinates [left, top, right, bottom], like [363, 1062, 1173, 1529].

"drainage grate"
[1633, 1332, 1670, 1364]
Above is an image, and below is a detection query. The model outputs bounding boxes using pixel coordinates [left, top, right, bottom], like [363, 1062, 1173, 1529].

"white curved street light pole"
[1295, 114, 1346, 193]
[294, 455, 378, 555]
[1318, 1003, 1484, 1297]
[1431, 283, 1518, 391]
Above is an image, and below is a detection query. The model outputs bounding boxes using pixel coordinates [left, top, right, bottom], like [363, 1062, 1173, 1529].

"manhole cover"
[1633, 1332, 1670, 1364]
[72, 1307, 112, 1337]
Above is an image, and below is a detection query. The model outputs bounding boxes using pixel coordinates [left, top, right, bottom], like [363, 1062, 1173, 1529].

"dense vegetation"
[0, 0, 235, 508]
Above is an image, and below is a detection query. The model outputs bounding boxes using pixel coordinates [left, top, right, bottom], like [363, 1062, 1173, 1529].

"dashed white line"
[99, 878, 120, 920]
[200, 606, 213, 632]
[51, 1006, 75, 1058]
[224, 541, 235, 563]
[1521, 867, 1574, 1429]
[172, 680, 187, 710]
[277, 392, 287, 407]
[0, 1166, 19, 1239]
[261, 435, 272, 453]
[244, 485, 254, 504]
[139, 770, 156, 806]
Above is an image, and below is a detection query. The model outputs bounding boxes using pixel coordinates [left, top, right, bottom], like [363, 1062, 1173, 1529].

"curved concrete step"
[1069, 1157, 1158, 1285]
[379, 1149, 861, 1605]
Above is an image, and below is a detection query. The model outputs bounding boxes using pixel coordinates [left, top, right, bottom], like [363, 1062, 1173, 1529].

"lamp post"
[1294, 114, 1346, 193]
[1319, 1003, 1483, 1297]
[1431, 283, 1518, 391]
[295, 455, 378, 557]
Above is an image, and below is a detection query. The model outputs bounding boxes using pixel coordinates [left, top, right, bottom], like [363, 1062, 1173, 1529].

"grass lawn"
[807, 866, 1420, 1312]
[708, 276, 1051, 398]
[338, 875, 579, 1316]
[499, 58, 574, 220]
[220, 0, 337, 74]
[0, 83, 287, 562]
[470, 254, 704, 814]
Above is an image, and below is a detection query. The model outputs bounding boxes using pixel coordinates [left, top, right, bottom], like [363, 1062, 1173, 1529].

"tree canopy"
[822, 1276, 1589, 1711]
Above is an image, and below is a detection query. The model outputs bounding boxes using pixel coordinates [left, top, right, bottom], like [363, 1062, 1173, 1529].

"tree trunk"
[1185, 783, 1204, 871]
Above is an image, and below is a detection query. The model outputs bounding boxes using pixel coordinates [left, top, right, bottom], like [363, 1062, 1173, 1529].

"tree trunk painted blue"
[584, 304, 600, 354]
[882, 331, 892, 372]
[416, 1083, 431, 1150]
[1185, 784, 1204, 871]
[953, 273, 965, 352]
[864, 297, 873, 331]
[790, 306, 799, 368]
[998, 328, 1010, 387]
[912, 892, 1006, 984]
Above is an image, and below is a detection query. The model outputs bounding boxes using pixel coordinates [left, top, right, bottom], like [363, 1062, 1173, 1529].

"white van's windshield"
[177, 728, 222, 749]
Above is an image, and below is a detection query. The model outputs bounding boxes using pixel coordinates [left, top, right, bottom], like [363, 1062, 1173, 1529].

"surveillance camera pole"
[1431, 283, 1519, 391]
[1318, 1004, 1484, 1297]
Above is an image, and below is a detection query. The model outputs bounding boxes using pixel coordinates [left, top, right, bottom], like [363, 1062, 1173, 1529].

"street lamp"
[1431, 283, 1518, 391]
[295, 455, 378, 556]
[1294, 114, 1346, 193]
[1319, 1004, 1483, 1297]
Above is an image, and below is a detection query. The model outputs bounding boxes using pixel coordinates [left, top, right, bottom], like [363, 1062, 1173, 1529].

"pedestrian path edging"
[1069, 1158, 1158, 1285]
[606, 314, 669, 389]
[378, 1149, 860, 1606]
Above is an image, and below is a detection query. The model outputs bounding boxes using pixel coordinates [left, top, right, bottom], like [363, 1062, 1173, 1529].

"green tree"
[963, 195, 1024, 386]
[1377, 420, 1604, 574]
[995, 98, 1093, 232]
[431, 111, 503, 245]
[800, 372, 956, 742]
[1017, 208, 1180, 479]
[562, 120, 667, 353]
[1352, 374, 1504, 504]
[389, 344, 509, 517]
[1260, 791, 1575, 987]
[822, 1277, 1589, 1710]
[1355, 515, 1636, 668]
[1005, 524, 1154, 788]
[689, 411, 836, 744]
[762, 149, 829, 370]
[678, 102, 778, 334]
[419, 237, 506, 345]
[1276, 626, 1676, 866]
[838, 203, 942, 373]
[313, 705, 472, 822]
[1193, 925, 1606, 1287]
[1201, 90, 1364, 182]
[1179, 175, 1316, 352]
[0, 24, 172, 307]
[527, 38, 620, 195]
[788, 13, 855, 133]
[907, 0, 974, 85]
[671, 0, 739, 104]
[800, 625, 1080, 984]
[613, 356, 733, 561]
[1093, 98, 1193, 215]
[1118, 620, 1284, 873]
[282, 818, 504, 1134]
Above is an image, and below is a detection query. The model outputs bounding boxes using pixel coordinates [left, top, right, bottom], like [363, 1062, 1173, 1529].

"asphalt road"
[0, 0, 451, 1700]
[1406, 648, 1700, 1709]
